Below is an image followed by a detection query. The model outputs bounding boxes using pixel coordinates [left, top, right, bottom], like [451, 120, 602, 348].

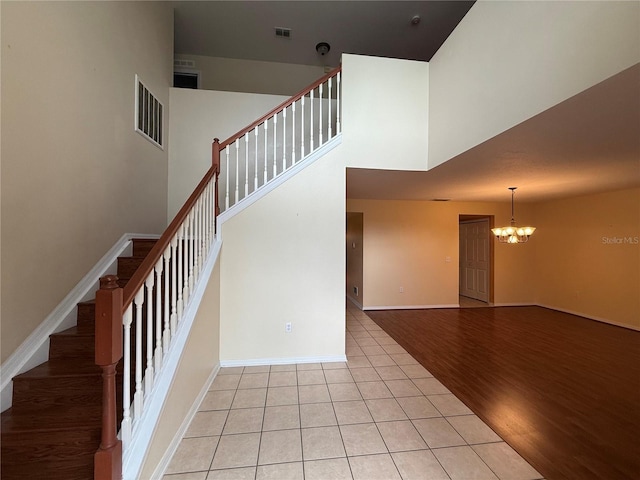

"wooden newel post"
[212, 138, 221, 217]
[94, 275, 123, 480]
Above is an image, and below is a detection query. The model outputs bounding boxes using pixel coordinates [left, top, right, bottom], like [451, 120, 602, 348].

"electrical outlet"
[285, 322, 292, 333]
[354, 286, 359, 296]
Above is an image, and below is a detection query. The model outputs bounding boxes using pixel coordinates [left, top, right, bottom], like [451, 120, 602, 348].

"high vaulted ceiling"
[173, 1, 640, 203]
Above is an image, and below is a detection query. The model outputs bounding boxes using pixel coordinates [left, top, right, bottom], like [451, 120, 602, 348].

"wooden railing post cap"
[100, 275, 119, 290]
[213, 138, 220, 144]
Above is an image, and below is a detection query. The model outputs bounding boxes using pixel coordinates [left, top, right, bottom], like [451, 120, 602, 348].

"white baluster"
[154, 258, 163, 372]
[301, 96, 305, 157]
[273, 114, 277, 178]
[263, 122, 268, 184]
[134, 289, 144, 417]
[319, 82, 323, 146]
[244, 134, 249, 198]
[176, 225, 184, 322]
[328, 77, 333, 139]
[292, 101, 296, 163]
[224, 148, 230, 210]
[144, 273, 154, 393]
[234, 141, 239, 207]
[121, 305, 133, 448]
[254, 128, 258, 191]
[187, 214, 194, 304]
[163, 245, 172, 355]
[282, 106, 287, 171]
[336, 72, 341, 134]
[310, 89, 314, 151]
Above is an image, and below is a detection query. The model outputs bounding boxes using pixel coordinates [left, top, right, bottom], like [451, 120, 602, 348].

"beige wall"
[168, 88, 288, 220]
[347, 199, 537, 309]
[341, 54, 429, 171]
[140, 255, 221, 478]
[220, 147, 346, 363]
[1, 1, 173, 363]
[429, 0, 640, 168]
[174, 54, 326, 96]
[534, 188, 640, 328]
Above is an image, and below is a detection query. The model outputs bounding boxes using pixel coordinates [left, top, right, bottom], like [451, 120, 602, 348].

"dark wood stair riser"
[132, 238, 158, 258]
[0, 456, 94, 480]
[76, 300, 96, 333]
[1, 426, 101, 462]
[49, 329, 94, 360]
[12, 374, 103, 409]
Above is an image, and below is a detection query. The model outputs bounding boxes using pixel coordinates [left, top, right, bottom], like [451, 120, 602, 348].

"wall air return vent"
[174, 58, 196, 69]
[135, 75, 163, 149]
[275, 27, 292, 38]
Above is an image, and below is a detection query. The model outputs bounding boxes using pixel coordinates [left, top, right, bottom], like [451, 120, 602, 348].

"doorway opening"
[459, 215, 494, 306]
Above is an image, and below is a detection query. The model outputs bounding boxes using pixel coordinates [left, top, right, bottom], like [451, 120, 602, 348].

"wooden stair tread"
[14, 359, 101, 378]
[1, 405, 102, 432]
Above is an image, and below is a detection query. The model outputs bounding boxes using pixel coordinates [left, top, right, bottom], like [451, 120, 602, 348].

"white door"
[459, 219, 490, 302]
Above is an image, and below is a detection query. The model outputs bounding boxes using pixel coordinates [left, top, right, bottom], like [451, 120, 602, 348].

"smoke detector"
[316, 42, 331, 56]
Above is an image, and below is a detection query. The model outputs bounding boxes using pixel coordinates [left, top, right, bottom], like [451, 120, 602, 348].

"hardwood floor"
[366, 306, 640, 480]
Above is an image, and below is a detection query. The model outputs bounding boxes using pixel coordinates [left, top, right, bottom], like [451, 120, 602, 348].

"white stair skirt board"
[220, 355, 347, 368]
[123, 239, 222, 480]
[216, 134, 342, 236]
[151, 363, 220, 480]
[364, 304, 460, 311]
[0, 233, 160, 412]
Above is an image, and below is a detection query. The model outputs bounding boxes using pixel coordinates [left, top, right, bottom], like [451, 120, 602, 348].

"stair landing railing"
[93, 65, 341, 480]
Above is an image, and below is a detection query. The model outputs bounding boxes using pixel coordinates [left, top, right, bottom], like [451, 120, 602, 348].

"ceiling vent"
[275, 27, 292, 38]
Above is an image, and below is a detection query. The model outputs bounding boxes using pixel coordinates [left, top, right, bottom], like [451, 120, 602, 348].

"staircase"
[0, 238, 157, 480]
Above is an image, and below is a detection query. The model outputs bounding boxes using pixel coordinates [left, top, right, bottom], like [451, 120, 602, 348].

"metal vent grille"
[135, 75, 163, 149]
[275, 27, 292, 38]
[174, 58, 196, 68]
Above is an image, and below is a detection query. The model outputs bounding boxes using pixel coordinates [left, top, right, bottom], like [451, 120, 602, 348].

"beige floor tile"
[328, 382, 363, 402]
[399, 364, 434, 379]
[243, 365, 270, 373]
[355, 337, 379, 346]
[375, 366, 408, 381]
[166, 436, 219, 474]
[206, 467, 255, 480]
[432, 445, 498, 480]
[361, 345, 386, 355]
[384, 379, 422, 397]
[428, 394, 473, 416]
[472, 442, 543, 480]
[391, 450, 450, 480]
[210, 375, 241, 391]
[413, 377, 451, 395]
[340, 423, 387, 456]
[350, 330, 373, 338]
[297, 362, 323, 370]
[389, 354, 420, 365]
[447, 415, 502, 444]
[200, 390, 235, 411]
[367, 354, 396, 367]
[347, 356, 373, 369]
[413, 418, 466, 448]
[270, 364, 296, 372]
[297, 369, 326, 385]
[256, 462, 303, 480]
[266, 386, 298, 406]
[357, 381, 393, 400]
[348, 453, 401, 480]
[258, 429, 302, 465]
[333, 400, 373, 425]
[324, 368, 355, 384]
[323, 361, 348, 369]
[376, 420, 427, 452]
[349, 367, 380, 382]
[299, 384, 331, 404]
[222, 407, 264, 434]
[300, 402, 337, 427]
[304, 457, 353, 480]
[369, 330, 393, 339]
[238, 373, 269, 389]
[262, 404, 300, 431]
[366, 398, 408, 422]
[231, 388, 267, 409]
[396, 396, 441, 419]
[164, 472, 208, 480]
[346, 346, 365, 356]
[381, 344, 407, 355]
[373, 336, 398, 345]
[301, 426, 346, 460]
[268, 371, 297, 387]
[210, 433, 261, 470]
[185, 410, 228, 438]
[219, 367, 244, 376]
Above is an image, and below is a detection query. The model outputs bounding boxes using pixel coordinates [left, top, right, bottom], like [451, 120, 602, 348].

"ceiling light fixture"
[315, 42, 330, 56]
[491, 187, 536, 244]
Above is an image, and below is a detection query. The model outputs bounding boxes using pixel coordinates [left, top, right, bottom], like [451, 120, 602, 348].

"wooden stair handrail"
[121, 139, 221, 311]
[219, 65, 342, 150]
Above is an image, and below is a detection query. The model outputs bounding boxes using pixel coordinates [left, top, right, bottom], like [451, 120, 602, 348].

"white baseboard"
[220, 354, 347, 368]
[346, 295, 363, 310]
[150, 363, 220, 480]
[0, 233, 160, 412]
[363, 304, 459, 311]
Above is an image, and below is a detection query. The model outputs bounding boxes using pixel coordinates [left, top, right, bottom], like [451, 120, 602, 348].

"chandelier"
[491, 187, 536, 244]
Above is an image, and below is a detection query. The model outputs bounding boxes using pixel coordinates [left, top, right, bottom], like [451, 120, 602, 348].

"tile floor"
[163, 305, 543, 480]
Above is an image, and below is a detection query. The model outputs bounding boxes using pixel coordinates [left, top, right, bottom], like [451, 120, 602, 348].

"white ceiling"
[172, 1, 640, 203]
